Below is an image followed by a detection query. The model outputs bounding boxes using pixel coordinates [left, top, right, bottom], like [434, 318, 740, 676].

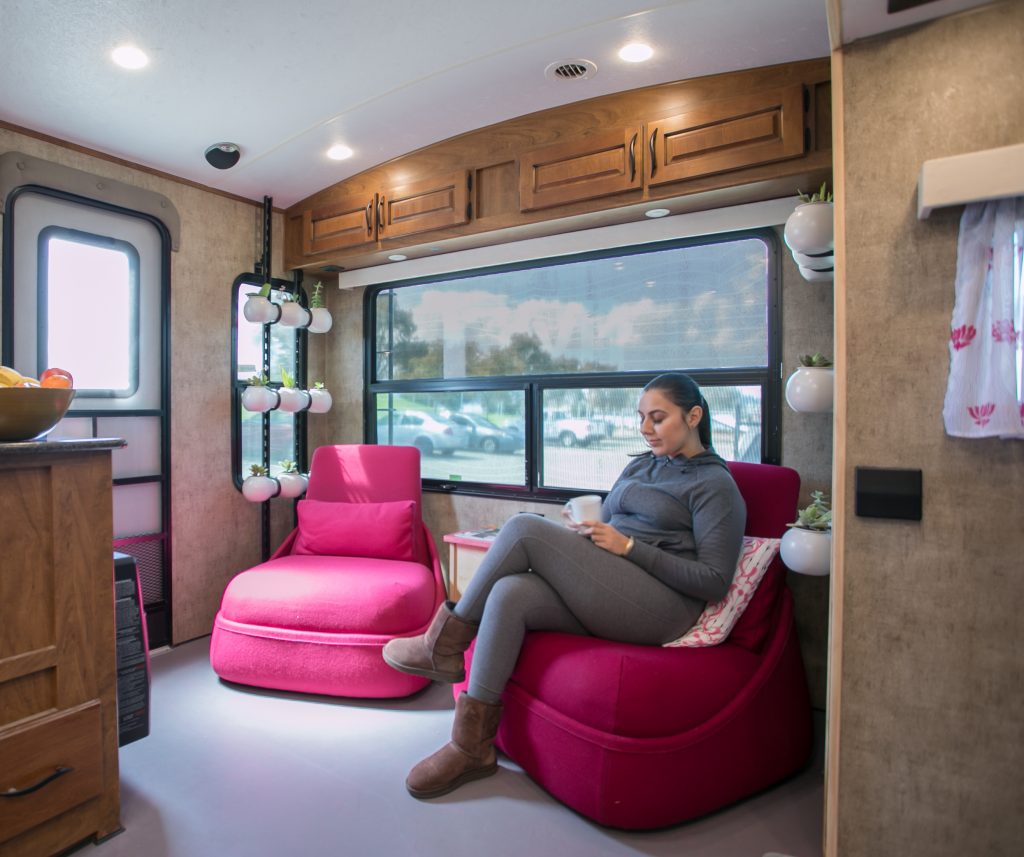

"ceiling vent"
[545, 59, 597, 82]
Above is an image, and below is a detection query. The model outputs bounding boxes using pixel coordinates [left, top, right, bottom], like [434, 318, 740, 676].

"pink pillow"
[664, 536, 781, 648]
[292, 499, 417, 561]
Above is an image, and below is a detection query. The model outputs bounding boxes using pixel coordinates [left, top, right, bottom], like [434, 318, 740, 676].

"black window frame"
[364, 228, 782, 502]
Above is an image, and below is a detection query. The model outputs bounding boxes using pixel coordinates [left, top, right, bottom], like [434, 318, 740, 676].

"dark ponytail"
[643, 373, 713, 449]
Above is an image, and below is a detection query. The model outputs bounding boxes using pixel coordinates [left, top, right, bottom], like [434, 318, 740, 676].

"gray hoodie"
[603, 449, 746, 604]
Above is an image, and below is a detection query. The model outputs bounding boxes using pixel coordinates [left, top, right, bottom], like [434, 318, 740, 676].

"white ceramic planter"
[277, 387, 311, 413]
[276, 472, 308, 498]
[785, 366, 834, 413]
[242, 475, 280, 503]
[796, 264, 834, 284]
[308, 307, 333, 334]
[278, 302, 312, 328]
[784, 201, 834, 256]
[242, 296, 280, 324]
[780, 527, 831, 576]
[241, 385, 279, 412]
[792, 250, 834, 270]
[308, 388, 332, 414]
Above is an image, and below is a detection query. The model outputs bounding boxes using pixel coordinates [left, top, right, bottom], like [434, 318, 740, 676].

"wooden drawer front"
[519, 127, 642, 211]
[0, 701, 103, 844]
[648, 85, 804, 186]
[303, 193, 376, 255]
[380, 171, 469, 240]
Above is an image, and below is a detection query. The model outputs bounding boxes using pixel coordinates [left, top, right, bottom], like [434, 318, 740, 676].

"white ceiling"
[0, 0, 994, 209]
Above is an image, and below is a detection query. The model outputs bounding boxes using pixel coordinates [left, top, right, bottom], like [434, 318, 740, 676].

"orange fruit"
[40, 368, 73, 388]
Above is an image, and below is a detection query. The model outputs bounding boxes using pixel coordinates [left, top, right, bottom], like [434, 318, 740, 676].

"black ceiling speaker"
[205, 143, 241, 169]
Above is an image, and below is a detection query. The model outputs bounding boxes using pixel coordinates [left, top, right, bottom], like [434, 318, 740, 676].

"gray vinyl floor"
[89, 637, 824, 857]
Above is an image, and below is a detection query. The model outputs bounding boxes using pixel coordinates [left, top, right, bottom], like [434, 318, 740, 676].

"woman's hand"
[582, 521, 633, 556]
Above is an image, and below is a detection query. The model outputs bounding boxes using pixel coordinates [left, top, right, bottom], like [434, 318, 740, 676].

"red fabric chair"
[454, 461, 812, 829]
[210, 445, 445, 698]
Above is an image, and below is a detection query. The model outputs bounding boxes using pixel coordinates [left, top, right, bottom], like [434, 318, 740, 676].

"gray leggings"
[452, 514, 703, 704]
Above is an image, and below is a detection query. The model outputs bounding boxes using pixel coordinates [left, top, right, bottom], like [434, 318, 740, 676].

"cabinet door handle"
[648, 128, 658, 179]
[2, 766, 73, 798]
[377, 198, 385, 235]
[628, 132, 637, 182]
[365, 200, 373, 234]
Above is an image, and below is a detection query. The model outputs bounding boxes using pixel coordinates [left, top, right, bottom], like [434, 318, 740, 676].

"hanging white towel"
[943, 197, 1024, 440]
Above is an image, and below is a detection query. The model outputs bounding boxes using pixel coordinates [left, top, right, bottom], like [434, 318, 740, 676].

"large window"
[366, 231, 780, 498]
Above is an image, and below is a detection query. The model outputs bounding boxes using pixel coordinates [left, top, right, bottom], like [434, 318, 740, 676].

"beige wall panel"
[310, 282, 364, 452]
[837, 4, 1024, 855]
[0, 127, 268, 644]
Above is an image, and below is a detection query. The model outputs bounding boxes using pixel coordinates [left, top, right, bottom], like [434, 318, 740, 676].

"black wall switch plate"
[855, 467, 923, 521]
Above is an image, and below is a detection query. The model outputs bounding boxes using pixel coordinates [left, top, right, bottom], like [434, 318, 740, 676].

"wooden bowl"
[0, 387, 75, 442]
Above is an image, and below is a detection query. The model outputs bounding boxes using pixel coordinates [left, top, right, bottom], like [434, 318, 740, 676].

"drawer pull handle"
[2, 766, 73, 798]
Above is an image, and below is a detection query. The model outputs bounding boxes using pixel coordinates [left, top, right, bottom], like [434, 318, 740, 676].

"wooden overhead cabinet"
[300, 170, 470, 256]
[646, 85, 805, 186]
[378, 170, 470, 241]
[518, 126, 643, 211]
[303, 192, 377, 255]
[284, 59, 831, 273]
[519, 85, 805, 211]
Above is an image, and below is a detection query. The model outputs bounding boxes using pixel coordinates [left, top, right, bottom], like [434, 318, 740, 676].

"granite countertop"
[0, 437, 126, 456]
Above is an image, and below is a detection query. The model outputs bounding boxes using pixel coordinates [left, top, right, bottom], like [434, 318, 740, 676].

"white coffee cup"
[569, 494, 603, 524]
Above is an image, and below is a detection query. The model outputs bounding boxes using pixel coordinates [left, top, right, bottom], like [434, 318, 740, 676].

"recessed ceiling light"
[618, 43, 653, 63]
[645, 208, 671, 218]
[111, 45, 149, 70]
[388, 254, 408, 262]
[326, 144, 353, 161]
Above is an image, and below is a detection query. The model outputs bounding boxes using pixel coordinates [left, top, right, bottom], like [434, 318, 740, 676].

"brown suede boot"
[406, 692, 503, 799]
[382, 601, 478, 683]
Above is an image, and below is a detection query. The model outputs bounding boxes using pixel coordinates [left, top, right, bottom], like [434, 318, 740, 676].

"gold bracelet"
[623, 536, 635, 556]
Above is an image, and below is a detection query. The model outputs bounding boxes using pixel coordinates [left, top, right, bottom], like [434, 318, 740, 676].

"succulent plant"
[313, 380, 325, 390]
[797, 181, 833, 204]
[249, 464, 268, 477]
[247, 372, 269, 385]
[278, 459, 298, 474]
[788, 490, 832, 531]
[280, 368, 296, 388]
[799, 352, 833, 368]
[310, 281, 325, 309]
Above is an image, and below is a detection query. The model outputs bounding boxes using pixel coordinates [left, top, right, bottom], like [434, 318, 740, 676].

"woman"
[382, 372, 746, 799]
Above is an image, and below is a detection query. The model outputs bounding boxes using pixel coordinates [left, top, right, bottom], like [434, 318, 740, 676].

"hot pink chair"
[454, 461, 812, 829]
[210, 445, 445, 698]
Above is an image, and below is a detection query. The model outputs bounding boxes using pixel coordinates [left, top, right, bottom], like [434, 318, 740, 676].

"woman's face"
[637, 388, 704, 458]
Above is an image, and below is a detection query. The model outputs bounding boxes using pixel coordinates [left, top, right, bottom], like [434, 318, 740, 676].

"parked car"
[449, 413, 523, 454]
[543, 411, 605, 447]
[376, 409, 469, 456]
